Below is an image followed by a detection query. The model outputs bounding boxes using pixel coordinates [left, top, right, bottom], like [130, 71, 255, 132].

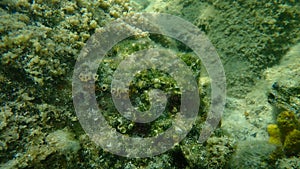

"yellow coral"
[267, 124, 282, 145]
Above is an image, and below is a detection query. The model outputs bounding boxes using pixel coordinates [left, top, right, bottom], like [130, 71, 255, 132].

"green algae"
[150, 0, 300, 97]
[0, 0, 300, 168]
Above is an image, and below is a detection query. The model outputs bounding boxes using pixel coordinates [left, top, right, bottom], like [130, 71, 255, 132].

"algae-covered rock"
[0, 0, 131, 168]
[1, 0, 300, 168]
[265, 42, 300, 158]
[276, 157, 300, 169]
[277, 111, 300, 140]
[267, 110, 300, 158]
[0, 0, 130, 85]
[181, 136, 235, 168]
[140, 0, 300, 97]
[283, 129, 300, 156]
[229, 140, 277, 169]
[46, 129, 80, 155]
[266, 43, 300, 113]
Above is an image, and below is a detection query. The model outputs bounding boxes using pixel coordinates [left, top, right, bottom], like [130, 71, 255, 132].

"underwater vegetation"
[229, 140, 276, 169]
[150, 0, 300, 98]
[268, 111, 300, 157]
[264, 42, 300, 168]
[0, 0, 300, 168]
[181, 135, 236, 169]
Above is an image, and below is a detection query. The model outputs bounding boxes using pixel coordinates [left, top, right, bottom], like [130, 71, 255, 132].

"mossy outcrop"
[268, 111, 300, 157]
[149, 0, 300, 97]
[1, 0, 300, 168]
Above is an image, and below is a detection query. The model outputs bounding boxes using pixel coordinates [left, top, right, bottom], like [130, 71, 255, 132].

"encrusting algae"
[268, 111, 300, 156]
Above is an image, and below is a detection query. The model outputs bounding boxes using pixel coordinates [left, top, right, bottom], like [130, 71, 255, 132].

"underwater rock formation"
[1, 0, 300, 168]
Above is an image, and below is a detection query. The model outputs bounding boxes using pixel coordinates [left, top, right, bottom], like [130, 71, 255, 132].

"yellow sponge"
[267, 124, 282, 145]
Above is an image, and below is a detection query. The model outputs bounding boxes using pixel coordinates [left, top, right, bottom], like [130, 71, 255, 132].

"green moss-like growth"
[1, 0, 299, 168]
[266, 42, 300, 114]
[149, 0, 300, 97]
[202, 0, 300, 97]
[268, 111, 300, 158]
[157, 0, 300, 97]
[283, 129, 300, 156]
[230, 140, 277, 169]
[268, 81, 300, 114]
[0, 0, 131, 168]
[276, 157, 300, 169]
[0, 0, 130, 85]
[96, 40, 202, 137]
[277, 111, 300, 142]
[181, 136, 236, 169]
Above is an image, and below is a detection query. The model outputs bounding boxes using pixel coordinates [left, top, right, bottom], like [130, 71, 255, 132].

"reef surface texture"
[0, 0, 300, 168]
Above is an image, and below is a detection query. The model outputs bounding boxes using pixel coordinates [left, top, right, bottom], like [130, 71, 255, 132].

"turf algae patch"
[73, 12, 225, 157]
[0, 0, 130, 168]
[143, 0, 300, 97]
